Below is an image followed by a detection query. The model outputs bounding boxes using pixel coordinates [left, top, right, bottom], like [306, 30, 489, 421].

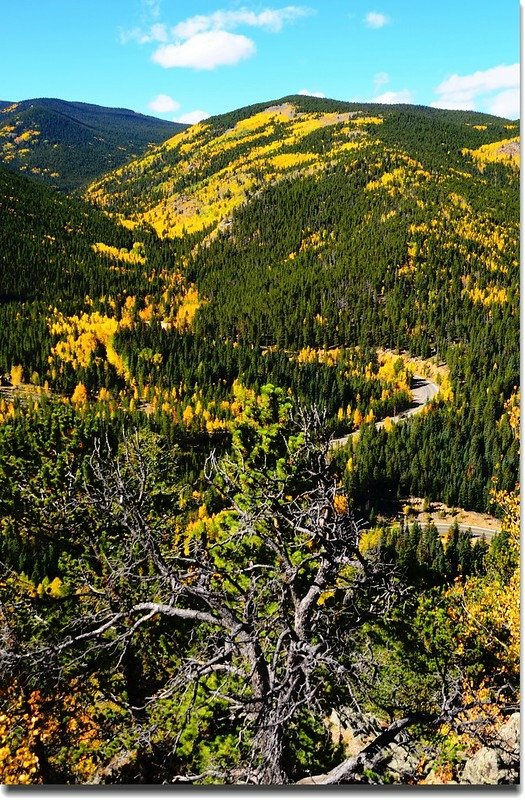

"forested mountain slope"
[88, 95, 519, 238]
[0, 98, 185, 191]
[0, 97, 519, 785]
[87, 95, 520, 510]
[0, 163, 414, 445]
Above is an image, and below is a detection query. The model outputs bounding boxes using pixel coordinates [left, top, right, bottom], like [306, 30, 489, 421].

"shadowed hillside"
[0, 98, 186, 191]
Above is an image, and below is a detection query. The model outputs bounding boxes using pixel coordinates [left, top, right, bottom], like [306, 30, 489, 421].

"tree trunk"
[249, 711, 291, 784]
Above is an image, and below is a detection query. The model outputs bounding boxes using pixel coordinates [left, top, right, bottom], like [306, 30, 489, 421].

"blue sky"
[1, 1, 520, 122]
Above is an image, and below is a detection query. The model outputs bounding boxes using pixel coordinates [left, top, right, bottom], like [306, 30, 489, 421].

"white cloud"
[171, 15, 210, 39]
[148, 94, 180, 113]
[373, 89, 413, 104]
[436, 64, 518, 97]
[152, 30, 256, 70]
[488, 89, 520, 119]
[432, 63, 519, 116]
[431, 99, 475, 111]
[124, 5, 315, 70]
[172, 6, 312, 38]
[143, 0, 161, 20]
[298, 88, 326, 98]
[149, 23, 168, 42]
[373, 71, 389, 89]
[174, 109, 211, 125]
[125, 5, 312, 71]
[120, 22, 168, 44]
[365, 11, 390, 28]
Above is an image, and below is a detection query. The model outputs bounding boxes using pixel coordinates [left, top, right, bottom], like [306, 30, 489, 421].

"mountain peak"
[86, 98, 519, 241]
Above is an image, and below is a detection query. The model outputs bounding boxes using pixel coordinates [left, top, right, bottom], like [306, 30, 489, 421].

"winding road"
[330, 374, 439, 451]
[329, 376, 500, 538]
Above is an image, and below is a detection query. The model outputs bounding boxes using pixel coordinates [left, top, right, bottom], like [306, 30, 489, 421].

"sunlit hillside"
[84, 95, 519, 511]
[87, 95, 519, 240]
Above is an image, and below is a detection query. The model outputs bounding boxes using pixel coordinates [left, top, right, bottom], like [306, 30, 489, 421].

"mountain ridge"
[0, 97, 186, 191]
[86, 95, 519, 239]
[202, 93, 519, 132]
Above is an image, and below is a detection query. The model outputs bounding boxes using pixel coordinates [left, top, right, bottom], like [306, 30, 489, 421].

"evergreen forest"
[0, 95, 519, 785]
[0, 98, 184, 191]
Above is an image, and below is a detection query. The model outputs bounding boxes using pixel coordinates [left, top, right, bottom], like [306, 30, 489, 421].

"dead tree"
[0, 413, 472, 784]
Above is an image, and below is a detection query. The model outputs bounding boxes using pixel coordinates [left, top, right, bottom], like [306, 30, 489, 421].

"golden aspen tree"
[10, 364, 24, 386]
[71, 383, 88, 406]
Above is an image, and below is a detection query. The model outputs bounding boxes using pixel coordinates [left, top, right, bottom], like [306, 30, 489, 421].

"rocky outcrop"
[461, 747, 500, 784]
[299, 712, 519, 785]
[461, 713, 520, 785]
[385, 742, 420, 781]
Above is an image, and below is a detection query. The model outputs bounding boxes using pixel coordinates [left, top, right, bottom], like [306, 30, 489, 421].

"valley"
[0, 93, 519, 785]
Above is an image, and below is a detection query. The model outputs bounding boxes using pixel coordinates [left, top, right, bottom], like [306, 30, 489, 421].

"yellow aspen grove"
[333, 494, 348, 514]
[182, 405, 194, 426]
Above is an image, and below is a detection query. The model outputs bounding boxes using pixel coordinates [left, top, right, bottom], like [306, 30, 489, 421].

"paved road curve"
[328, 375, 500, 539]
[431, 522, 499, 539]
[330, 374, 439, 450]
